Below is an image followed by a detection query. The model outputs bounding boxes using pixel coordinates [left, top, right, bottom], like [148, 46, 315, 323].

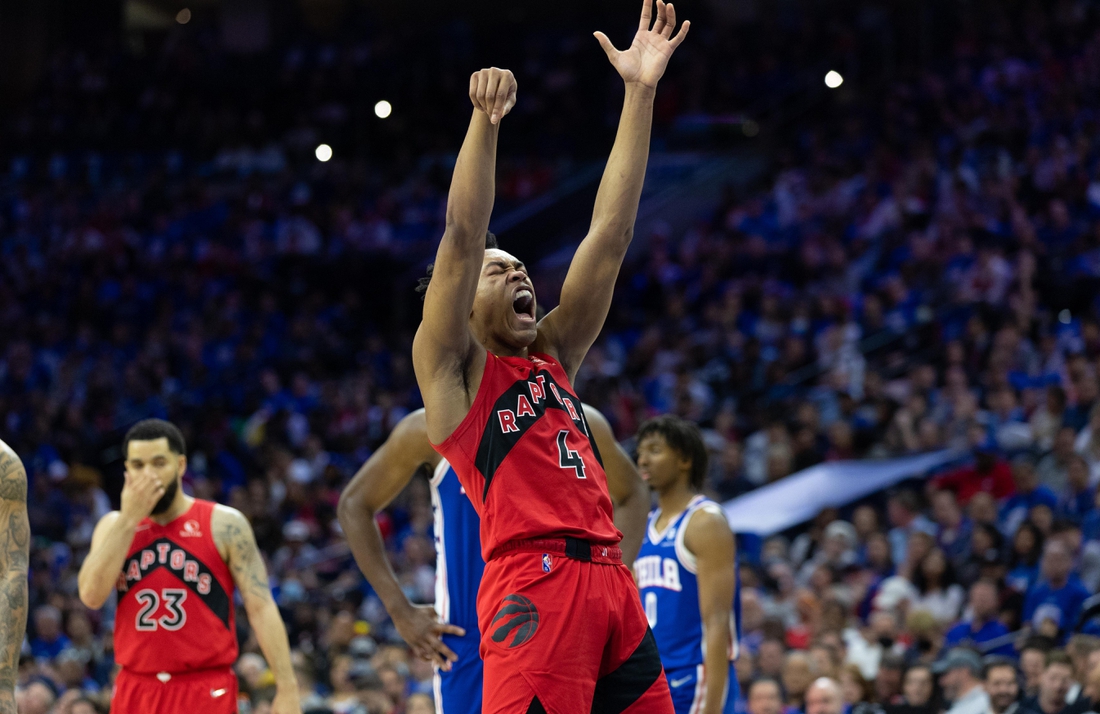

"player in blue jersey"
[338, 405, 647, 714]
[635, 414, 739, 714]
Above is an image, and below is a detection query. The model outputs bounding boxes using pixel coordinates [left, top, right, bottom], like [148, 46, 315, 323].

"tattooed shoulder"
[0, 450, 26, 504]
[212, 506, 271, 601]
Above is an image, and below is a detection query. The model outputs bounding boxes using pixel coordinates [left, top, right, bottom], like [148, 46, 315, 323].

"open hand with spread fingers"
[469, 67, 517, 125]
[594, 0, 689, 89]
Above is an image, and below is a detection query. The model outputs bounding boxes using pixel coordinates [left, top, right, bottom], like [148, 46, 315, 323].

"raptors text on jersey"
[434, 351, 622, 561]
[114, 499, 238, 674]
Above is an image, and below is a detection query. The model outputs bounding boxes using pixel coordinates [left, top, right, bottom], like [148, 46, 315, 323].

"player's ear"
[177, 453, 187, 475]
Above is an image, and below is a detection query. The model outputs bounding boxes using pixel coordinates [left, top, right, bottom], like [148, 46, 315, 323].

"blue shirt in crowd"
[1023, 577, 1090, 636]
[1059, 488, 1096, 522]
[943, 618, 1015, 657]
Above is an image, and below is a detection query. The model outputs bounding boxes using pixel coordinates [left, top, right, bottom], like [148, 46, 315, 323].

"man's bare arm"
[535, 0, 688, 381]
[684, 506, 736, 714]
[215, 506, 299, 714]
[337, 410, 465, 668]
[0, 442, 28, 714]
[413, 68, 516, 444]
[78, 466, 166, 609]
[584, 406, 649, 569]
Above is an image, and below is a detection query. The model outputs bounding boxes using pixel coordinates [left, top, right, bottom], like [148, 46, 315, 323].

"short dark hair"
[416, 231, 499, 300]
[637, 415, 708, 491]
[123, 419, 186, 457]
[1045, 650, 1073, 670]
[746, 677, 783, 699]
[1019, 635, 1055, 654]
[982, 656, 1017, 680]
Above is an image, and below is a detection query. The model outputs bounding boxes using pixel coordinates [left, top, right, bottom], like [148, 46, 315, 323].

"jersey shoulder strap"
[674, 496, 725, 574]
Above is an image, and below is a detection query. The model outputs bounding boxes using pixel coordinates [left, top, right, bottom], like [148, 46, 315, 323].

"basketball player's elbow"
[336, 485, 373, 531]
[588, 221, 635, 252]
[77, 575, 108, 610]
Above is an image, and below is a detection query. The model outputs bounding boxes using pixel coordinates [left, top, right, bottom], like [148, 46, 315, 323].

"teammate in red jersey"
[77, 419, 300, 714]
[411, 2, 688, 711]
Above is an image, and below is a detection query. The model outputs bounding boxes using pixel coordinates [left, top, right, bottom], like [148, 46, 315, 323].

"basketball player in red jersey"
[412, 1, 688, 711]
[77, 419, 300, 714]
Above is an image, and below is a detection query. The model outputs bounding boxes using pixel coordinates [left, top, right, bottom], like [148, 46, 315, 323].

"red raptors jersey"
[115, 499, 238, 673]
[434, 351, 622, 561]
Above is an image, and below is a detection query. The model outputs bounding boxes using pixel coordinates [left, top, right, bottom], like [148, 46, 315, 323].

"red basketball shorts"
[477, 538, 674, 714]
[112, 667, 239, 714]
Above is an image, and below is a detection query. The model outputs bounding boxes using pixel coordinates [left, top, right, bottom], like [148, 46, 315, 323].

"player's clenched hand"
[394, 604, 467, 670]
[469, 68, 517, 125]
[594, 0, 689, 89]
[119, 470, 165, 525]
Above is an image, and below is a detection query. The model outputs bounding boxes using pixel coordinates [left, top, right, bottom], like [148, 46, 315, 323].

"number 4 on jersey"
[557, 430, 587, 479]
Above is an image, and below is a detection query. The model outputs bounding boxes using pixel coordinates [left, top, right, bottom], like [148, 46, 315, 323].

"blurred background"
[4, 0, 1100, 712]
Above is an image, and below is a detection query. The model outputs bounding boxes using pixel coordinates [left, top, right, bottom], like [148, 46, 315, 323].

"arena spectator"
[910, 549, 966, 626]
[784, 651, 819, 713]
[1019, 640, 1056, 699]
[935, 449, 1015, 507]
[805, 678, 845, 714]
[984, 657, 1021, 714]
[1020, 652, 1075, 714]
[891, 664, 936, 714]
[1023, 542, 1090, 639]
[876, 653, 907, 706]
[935, 649, 990, 714]
[1003, 459, 1060, 539]
[944, 580, 1015, 658]
[29, 606, 70, 662]
[747, 678, 786, 714]
[888, 492, 935, 567]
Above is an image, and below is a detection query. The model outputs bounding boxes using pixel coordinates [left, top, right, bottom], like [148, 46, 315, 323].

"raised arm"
[684, 506, 736, 714]
[0, 442, 28, 714]
[535, 0, 688, 381]
[214, 506, 299, 714]
[78, 466, 167, 609]
[584, 405, 649, 569]
[413, 68, 517, 444]
[337, 410, 465, 669]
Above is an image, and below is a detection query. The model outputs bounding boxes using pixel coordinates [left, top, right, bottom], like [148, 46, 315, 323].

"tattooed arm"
[0, 441, 29, 714]
[212, 506, 300, 714]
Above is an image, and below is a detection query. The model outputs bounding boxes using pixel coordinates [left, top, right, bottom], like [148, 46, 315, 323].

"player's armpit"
[0, 444, 28, 700]
[212, 506, 273, 606]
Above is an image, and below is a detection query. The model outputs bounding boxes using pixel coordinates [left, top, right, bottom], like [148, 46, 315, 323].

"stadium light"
[374, 100, 393, 119]
[176, 8, 191, 24]
[825, 70, 844, 89]
[1059, 309, 1072, 324]
[315, 144, 333, 162]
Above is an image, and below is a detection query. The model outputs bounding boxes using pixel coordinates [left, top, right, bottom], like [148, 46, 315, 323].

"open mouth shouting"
[512, 288, 536, 324]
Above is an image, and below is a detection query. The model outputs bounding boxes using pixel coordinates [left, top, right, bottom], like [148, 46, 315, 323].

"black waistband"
[564, 536, 592, 561]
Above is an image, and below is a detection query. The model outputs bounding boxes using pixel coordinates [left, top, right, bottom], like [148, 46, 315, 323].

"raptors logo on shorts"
[490, 594, 540, 648]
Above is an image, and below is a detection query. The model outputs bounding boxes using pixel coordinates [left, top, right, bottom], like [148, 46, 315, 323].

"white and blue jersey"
[636, 495, 740, 714]
[429, 459, 485, 714]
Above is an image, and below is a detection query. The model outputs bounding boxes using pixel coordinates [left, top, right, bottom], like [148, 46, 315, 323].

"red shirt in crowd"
[934, 459, 1015, 504]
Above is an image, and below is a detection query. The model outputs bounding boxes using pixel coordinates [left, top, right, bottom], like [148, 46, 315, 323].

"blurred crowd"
[5, 0, 1100, 712]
